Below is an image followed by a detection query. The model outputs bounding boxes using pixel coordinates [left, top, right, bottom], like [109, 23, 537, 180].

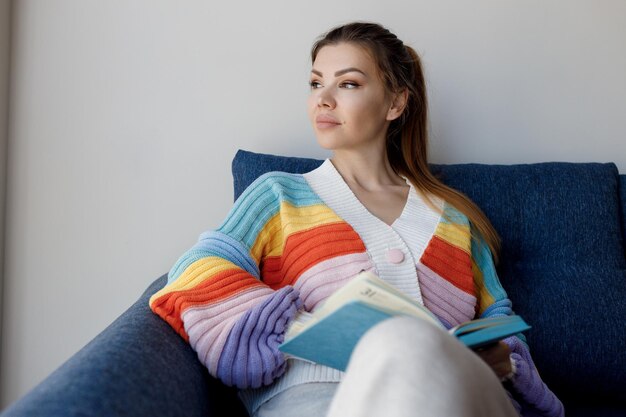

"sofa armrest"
[619, 174, 626, 249]
[1, 274, 248, 417]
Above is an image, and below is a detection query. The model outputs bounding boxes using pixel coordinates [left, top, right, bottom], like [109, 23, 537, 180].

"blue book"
[280, 301, 392, 371]
[279, 272, 530, 372]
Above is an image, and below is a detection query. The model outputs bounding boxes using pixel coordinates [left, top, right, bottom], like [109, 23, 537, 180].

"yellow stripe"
[435, 222, 471, 253]
[149, 257, 240, 303]
[250, 213, 281, 263]
[250, 202, 344, 261]
[472, 260, 495, 315]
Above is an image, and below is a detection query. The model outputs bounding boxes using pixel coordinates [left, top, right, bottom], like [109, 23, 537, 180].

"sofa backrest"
[232, 149, 626, 403]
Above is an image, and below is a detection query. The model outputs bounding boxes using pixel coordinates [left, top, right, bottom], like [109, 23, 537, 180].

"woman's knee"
[337, 316, 517, 417]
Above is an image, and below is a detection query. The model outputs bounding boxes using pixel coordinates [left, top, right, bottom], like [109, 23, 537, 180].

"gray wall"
[2, 0, 626, 408]
[0, 0, 11, 390]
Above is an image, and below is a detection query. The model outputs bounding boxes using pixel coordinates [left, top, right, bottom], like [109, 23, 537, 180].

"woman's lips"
[316, 114, 341, 129]
[316, 121, 341, 129]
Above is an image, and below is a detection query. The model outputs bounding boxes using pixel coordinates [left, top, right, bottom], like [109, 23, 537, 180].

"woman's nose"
[317, 89, 336, 109]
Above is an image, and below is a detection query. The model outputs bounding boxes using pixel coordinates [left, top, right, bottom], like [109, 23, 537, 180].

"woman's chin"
[315, 137, 336, 150]
[315, 133, 348, 151]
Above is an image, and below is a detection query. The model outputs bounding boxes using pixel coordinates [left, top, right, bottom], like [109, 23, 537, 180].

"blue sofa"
[2, 149, 625, 417]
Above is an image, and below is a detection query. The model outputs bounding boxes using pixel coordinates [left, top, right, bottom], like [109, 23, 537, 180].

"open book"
[279, 271, 530, 372]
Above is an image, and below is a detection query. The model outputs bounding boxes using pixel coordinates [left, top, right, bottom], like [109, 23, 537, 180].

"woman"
[149, 22, 564, 417]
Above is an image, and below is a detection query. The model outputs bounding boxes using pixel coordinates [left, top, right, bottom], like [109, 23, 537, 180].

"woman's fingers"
[475, 341, 512, 379]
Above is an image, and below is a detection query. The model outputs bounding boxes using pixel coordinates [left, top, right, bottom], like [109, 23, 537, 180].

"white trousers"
[255, 316, 519, 417]
[326, 316, 519, 417]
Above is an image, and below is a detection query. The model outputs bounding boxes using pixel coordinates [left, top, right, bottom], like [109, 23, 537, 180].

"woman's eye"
[309, 80, 359, 89]
[340, 82, 359, 89]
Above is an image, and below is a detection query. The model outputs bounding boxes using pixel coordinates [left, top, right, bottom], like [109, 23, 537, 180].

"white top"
[303, 159, 444, 303]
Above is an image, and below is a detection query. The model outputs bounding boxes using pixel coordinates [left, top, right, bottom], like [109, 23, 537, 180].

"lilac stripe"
[196, 318, 237, 373]
[183, 287, 273, 374]
[216, 286, 302, 389]
[416, 264, 476, 326]
[294, 253, 374, 310]
[184, 286, 273, 329]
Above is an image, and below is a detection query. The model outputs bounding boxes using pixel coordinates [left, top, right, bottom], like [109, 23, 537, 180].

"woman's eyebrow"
[311, 67, 367, 77]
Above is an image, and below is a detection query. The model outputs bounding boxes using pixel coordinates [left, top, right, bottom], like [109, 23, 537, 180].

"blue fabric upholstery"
[233, 149, 626, 412]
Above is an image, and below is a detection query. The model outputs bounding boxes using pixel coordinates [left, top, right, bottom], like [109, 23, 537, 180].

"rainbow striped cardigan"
[149, 159, 563, 416]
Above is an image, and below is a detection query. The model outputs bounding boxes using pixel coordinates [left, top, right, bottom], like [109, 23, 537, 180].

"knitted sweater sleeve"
[470, 230, 565, 417]
[149, 173, 303, 389]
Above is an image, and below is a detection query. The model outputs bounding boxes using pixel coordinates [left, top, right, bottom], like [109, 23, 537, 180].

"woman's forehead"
[312, 43, 376, 77]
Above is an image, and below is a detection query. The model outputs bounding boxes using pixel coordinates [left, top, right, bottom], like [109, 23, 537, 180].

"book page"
[288, 271, 443, 339]
[285, 310, 314, 340]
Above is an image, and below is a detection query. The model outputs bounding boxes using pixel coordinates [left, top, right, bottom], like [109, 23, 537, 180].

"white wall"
[2, 0, 625, 408]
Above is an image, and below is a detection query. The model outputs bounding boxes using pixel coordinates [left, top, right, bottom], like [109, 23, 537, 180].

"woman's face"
[308, 42, 399, 153]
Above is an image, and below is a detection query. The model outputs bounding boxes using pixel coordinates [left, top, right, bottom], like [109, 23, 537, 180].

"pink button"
[386, 248, 405, 264]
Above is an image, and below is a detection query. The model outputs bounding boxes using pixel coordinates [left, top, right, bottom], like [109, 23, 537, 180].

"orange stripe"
[150, 268, 265, 340]
[421, 236, 475, 295]
[261, 222, 366, 288]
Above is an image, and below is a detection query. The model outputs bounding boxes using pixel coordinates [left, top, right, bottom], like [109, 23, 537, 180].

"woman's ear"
[386, 88, 409, 121]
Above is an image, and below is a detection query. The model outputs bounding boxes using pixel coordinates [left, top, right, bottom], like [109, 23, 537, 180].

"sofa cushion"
[232, 149, 626, 404]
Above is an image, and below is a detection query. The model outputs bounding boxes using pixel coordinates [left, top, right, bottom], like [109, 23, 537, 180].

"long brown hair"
[311, 21, 501, 261]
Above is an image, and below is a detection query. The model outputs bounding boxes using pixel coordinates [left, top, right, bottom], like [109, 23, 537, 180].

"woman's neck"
[330, 149, 405, 191]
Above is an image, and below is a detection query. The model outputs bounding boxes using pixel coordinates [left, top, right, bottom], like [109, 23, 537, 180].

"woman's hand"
[475, 341, 513, 380]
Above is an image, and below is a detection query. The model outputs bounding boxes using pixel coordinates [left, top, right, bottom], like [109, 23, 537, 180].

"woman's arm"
[471, 229, 565, 417]
[149, 174, 305, 389]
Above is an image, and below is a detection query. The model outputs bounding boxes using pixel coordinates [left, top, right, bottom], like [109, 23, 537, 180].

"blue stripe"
[471, 232, 508, 301]
[168, 231, 260, 284]
[217, 172, 323, 248]
[439, 204, 470, 226]
[480, 298, 513, 318]
[480, 299, 527, 343]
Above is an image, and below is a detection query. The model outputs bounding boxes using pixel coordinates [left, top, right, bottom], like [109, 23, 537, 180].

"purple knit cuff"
[216, 286, 303, 389]
[504, 337, 565, 417]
